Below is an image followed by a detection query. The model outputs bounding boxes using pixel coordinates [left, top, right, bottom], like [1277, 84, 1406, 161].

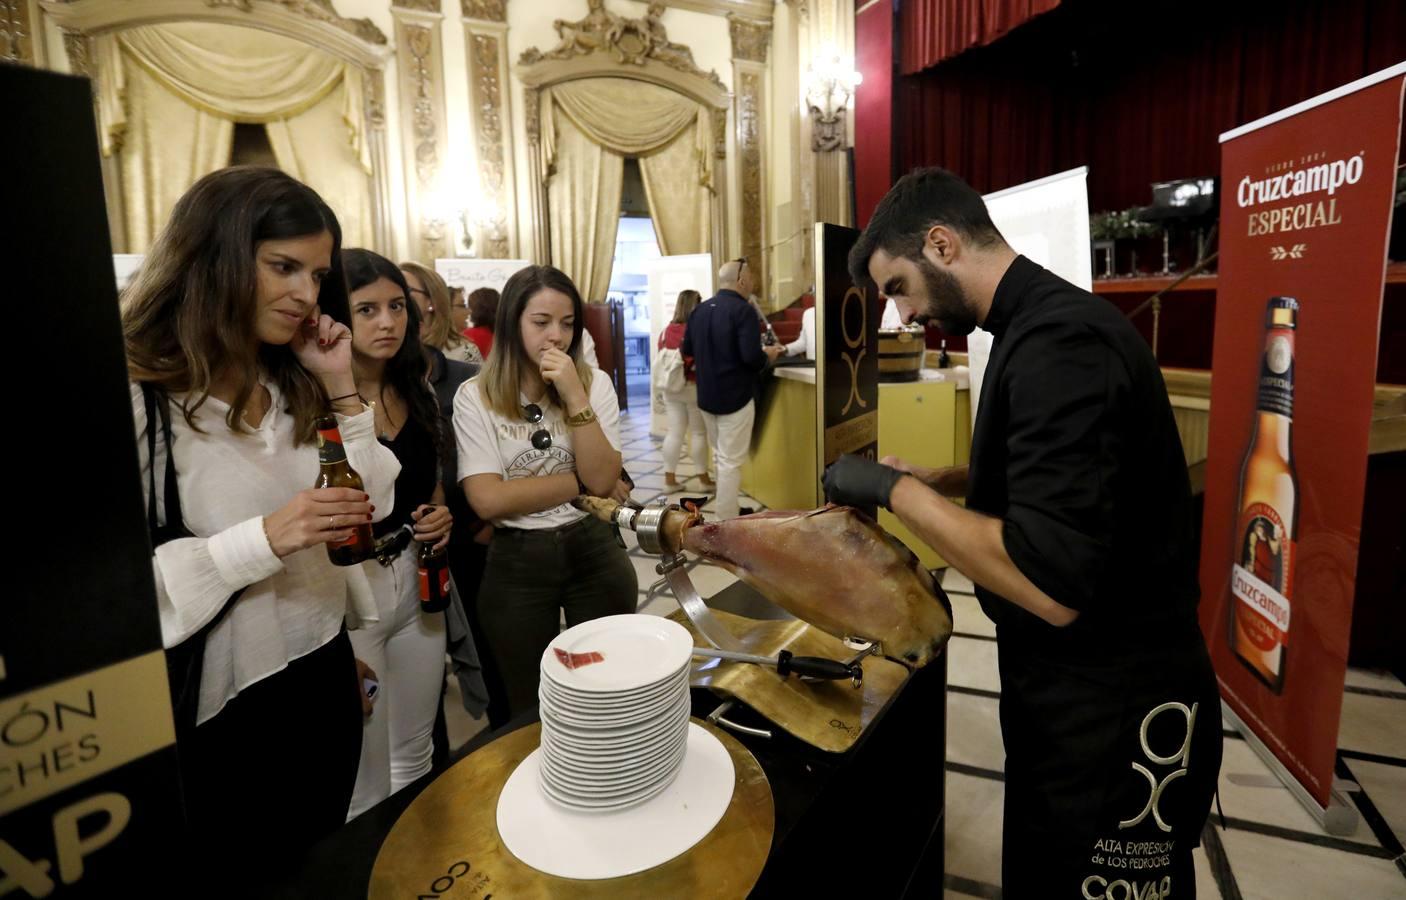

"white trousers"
[701, 400, 755, 519]
[346, 550, 447, 820]
[661, 384, 708, 474]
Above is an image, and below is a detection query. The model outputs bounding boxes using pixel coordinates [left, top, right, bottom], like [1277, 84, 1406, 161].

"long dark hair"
[478, 265, 593, 419]
[342, 248, 444, 460]
[123, 166, 349, 443]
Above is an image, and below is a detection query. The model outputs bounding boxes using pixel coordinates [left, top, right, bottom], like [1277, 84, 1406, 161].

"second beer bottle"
[315, 415, 375, 566]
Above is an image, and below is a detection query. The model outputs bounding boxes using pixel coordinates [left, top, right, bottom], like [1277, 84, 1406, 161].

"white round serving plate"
[540, 615, 692, 693]
[497, 722, 736, 879]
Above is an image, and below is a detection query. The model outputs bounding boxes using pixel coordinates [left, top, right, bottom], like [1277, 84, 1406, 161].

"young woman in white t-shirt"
[453, 265, 638, 717]
[122, 167, 399, 878]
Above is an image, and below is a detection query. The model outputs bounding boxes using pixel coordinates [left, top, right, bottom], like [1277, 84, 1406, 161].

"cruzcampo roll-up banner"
[1198, 62, 1405, 817]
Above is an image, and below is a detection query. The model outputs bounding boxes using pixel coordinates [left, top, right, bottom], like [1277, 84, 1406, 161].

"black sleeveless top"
[374, 413, 439, 539]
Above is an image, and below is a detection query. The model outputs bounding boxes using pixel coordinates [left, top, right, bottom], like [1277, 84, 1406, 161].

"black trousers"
[478, 516, 638, 718]
[998, 635, 1223, 900]
[181, 630, 363, 888]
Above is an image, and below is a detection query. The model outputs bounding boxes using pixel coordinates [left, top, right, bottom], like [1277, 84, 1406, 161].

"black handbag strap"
[143, 383, 188, 543]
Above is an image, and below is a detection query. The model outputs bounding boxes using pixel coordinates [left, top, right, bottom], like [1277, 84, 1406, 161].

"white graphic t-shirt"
[454, 371, 622, 530]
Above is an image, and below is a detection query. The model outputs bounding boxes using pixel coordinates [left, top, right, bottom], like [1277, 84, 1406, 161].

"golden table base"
[369, 720, 773, 900]
[669, 608, 911, 753]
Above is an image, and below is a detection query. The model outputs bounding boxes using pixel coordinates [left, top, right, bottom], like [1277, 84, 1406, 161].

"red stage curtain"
[900, 0, 1062, 75]
[896, 0, 1406, 213]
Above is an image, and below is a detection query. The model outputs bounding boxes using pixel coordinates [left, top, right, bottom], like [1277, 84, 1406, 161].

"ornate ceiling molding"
[518, 0, 726, 95]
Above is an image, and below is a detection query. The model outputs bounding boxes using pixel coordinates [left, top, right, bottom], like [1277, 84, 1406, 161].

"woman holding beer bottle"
[122, 167, 400, 876]
[340, 248, 455, 818]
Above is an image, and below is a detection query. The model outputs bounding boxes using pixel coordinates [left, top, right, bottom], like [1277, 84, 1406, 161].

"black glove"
[822, 454, 904, 510]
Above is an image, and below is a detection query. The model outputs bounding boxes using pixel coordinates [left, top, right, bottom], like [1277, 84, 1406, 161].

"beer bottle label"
[1256, 327, 1295, 418]
[1231, 502, 1293, 653]
[419, 565, 450, 606]
[317, 427, 349, 464]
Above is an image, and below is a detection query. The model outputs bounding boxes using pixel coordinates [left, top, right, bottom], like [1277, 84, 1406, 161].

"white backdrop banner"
[970, 167, 1093, 427]
[645, 253, 714, 436]
[434, 258, 531, 298]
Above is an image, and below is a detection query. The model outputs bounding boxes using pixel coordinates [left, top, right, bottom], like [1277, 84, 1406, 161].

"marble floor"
[445, 404, 1406, 898]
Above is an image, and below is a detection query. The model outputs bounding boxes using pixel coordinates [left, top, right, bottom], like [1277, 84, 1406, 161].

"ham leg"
[575, 498, 952, 667]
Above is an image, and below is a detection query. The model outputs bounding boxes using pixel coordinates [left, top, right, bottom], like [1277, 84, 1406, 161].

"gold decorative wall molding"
[463, 1, 514, 257]
[394, 0, 441, 13]
[729, 11, 769, 293]
[392, 2, 450, 261]
[2, 0, 38, 65]
[726, 13, 770, 64]
[40, 0, 394, 253]
[734, 66, 765, 289]
[460, 0, 504, 21]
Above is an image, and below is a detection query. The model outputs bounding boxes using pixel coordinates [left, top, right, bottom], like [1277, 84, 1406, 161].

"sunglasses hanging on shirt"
[523, 403, 552, 450]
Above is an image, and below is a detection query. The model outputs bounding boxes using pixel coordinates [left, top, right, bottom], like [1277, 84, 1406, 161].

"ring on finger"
[328, 515, 336, 530]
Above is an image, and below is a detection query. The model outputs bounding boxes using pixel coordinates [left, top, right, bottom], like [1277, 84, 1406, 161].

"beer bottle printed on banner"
[417, 508, 451, 613]
[1228, 297, 1299, 693]
[315, 415, 375, 566]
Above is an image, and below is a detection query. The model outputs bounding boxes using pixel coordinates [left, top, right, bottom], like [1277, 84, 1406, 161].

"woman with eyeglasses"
[400, 261, 482, 366]
[341, 249, 454, 818]
[453, 265, 637, 717]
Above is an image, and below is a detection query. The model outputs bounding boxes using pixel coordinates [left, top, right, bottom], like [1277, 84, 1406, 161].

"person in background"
[463, 286, 498, 359]
[420, 298, 508, 730]
[454, 265, 637, 717]
[657, 288, 714, 492]
[784, 305, 817, 360]
[447, 286, 471, 334]
[122, 167, 398, 877]
[402, 261, 482, 366]
[683, 258, 784, 518]
[341, 249, 454, 818]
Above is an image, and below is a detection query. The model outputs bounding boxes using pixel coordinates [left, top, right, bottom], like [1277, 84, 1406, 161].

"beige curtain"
[546, 112, 624, 303]
[95, 22, 372, 252]
[116, 59, 233, 250]
[639, 122, 711, 255]
[266, 78, 374, 249]
[542, 78, 714, 279]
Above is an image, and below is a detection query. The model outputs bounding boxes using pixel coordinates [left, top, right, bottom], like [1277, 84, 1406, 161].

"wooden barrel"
[877, 328, 925, 382]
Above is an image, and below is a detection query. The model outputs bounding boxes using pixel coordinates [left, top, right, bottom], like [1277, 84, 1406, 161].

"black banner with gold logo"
[813, 224, 880, 517]
[2, 65, 183, 895]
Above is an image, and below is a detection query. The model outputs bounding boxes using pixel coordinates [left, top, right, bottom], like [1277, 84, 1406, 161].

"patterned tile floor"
[446, 405, 1406, 898]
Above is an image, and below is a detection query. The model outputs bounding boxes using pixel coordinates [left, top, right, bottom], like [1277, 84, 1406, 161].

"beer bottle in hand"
[315, 415, 375, 566]
[417, 513, 450, 613]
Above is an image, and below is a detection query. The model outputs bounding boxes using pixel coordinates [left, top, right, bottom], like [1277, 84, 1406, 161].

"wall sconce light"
[805, 45, 862, 153]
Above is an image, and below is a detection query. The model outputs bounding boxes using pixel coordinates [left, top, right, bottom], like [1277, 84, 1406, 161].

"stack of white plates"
[538, 614, 693, 812]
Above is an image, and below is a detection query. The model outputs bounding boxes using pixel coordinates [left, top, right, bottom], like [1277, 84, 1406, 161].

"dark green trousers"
[478, 515, 638, 717]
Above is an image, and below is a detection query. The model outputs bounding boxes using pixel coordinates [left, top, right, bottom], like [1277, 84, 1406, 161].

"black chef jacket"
[967, 256, 1221, 899]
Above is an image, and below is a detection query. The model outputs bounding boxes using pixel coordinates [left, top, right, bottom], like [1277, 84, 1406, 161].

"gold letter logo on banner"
[840, 286, 868, 415]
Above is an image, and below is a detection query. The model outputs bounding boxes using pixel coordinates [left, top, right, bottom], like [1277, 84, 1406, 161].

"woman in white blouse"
[122, 167, 399, 875]
[454, 265, 637, 717]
